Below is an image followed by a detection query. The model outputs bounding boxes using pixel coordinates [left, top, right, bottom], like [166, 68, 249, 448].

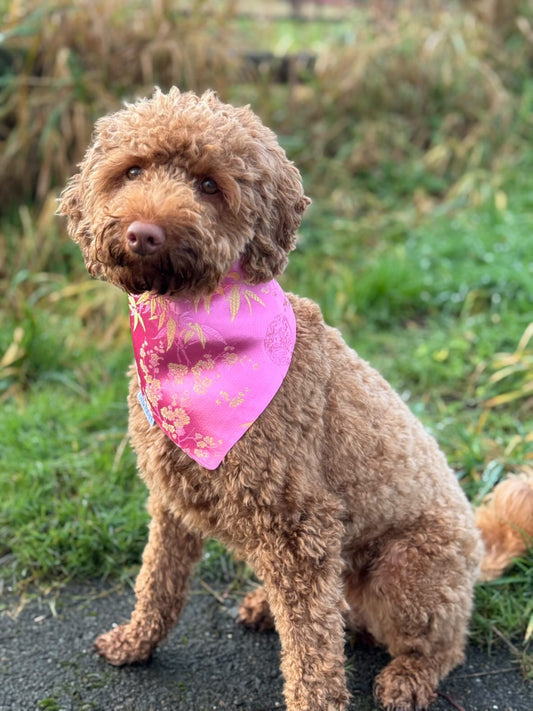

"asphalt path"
[1, 580, 531, 711]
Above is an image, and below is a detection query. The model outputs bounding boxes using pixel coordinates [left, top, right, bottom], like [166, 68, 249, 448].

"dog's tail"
[474, 469, 533, 580]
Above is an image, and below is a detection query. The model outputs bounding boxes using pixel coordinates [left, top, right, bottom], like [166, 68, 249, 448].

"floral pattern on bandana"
[129, 265, 296, 469]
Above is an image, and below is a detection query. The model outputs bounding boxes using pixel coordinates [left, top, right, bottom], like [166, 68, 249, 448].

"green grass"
[235, 13, 360, 55]
[0, 311, 147, 584]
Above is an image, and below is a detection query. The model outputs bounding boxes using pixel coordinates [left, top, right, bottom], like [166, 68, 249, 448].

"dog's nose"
[126, 221, 166, 255]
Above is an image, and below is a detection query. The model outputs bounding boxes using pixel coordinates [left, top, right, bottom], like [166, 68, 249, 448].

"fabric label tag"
[137, 390, 155, 426]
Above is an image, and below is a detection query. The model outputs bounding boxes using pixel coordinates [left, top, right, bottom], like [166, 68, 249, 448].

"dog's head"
[58, 88, 310, 297]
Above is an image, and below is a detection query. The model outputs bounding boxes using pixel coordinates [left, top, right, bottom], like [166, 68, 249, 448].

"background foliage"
[1, 0, 532, 656]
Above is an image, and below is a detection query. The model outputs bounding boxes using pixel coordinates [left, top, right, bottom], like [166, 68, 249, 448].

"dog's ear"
[57, 172, 83, 237]
[57, 171, 104, 279]
[241, 155, 311, 283]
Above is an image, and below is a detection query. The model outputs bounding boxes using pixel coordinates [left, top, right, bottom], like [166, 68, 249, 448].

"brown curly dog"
[59, 88, 524, 711]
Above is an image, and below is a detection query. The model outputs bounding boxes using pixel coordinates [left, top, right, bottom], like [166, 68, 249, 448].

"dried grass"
[2, 0, 533, 207]
[273, 7, 517, 200]
[485, 324, 533, 409]
[0, 0, 238, 202]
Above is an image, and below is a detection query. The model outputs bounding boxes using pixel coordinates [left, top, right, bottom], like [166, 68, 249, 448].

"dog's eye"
[199, 177, 219, 195]
[126, 166, 143, 180]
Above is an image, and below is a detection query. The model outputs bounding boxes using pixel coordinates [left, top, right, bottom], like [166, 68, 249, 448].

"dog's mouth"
[92, 219, 229, 298]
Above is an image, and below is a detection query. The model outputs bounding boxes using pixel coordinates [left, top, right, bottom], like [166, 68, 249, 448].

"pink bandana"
[129, 265, 296, 469]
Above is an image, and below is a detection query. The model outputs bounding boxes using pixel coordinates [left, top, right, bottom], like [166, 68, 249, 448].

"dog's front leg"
[95, 497, 203, 665]
[251, 518, 350, 711]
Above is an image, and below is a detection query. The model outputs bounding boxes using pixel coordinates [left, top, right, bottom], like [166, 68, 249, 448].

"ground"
[0, 579, 531, 711]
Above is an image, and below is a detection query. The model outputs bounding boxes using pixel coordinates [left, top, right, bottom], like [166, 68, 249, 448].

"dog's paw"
[94, 624, 156, 666]
[237, 587, 275, 631]
[374, 656, 437, 711]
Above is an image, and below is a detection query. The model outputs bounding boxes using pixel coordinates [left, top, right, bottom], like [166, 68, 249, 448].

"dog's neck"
[128, 265, 296, 469]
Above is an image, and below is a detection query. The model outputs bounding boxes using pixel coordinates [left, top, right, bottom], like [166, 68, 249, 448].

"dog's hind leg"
[350, 515, 480, 710]
[94, 497, 204, 665]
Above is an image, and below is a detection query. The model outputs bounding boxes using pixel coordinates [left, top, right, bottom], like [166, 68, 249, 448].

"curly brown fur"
[238, 586, 276, 632]
[59, 88, 488, 711]
[60, 88, 307, 297]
